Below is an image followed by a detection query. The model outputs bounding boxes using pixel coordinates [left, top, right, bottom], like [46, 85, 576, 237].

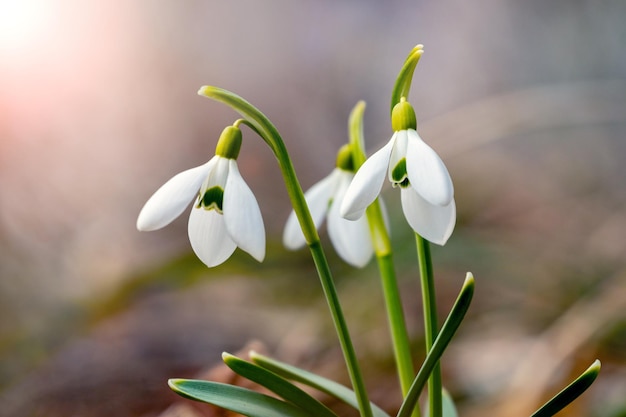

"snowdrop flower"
[283, 145, 374, 268]
[137, 124, 265, 267]
[341, 98, 455, 245]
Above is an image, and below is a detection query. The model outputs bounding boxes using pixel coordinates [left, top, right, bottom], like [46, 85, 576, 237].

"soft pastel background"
[1, 1, 624, 416]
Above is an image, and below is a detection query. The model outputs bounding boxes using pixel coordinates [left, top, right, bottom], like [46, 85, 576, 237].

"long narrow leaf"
[250, 351, 391, 417]
[169, 379, 311, 417]
[530, 360, 601, 417]
[223, 352, 339, 417]
[397, 273, 475, 417]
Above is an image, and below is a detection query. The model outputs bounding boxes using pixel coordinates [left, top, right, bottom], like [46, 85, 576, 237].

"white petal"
[328, 172, 374, 267]
[204, 156, 229, 188]
[388, 130, 408, 183]
[340, 138, 395, 220]
[223, 160, 266, 262]
[405, 130, 454, 207]
[283, 169, 340, 250]
[188, 206, 237, 267]
[137, 159, 214, 231]
[400, 187, 456, 245]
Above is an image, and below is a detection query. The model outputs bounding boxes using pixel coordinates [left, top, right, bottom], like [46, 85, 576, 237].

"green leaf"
[530, 360, 601, 417]
[250, 351, 391, 417]
[168, 378, 311, 417]
[222, 352, 338, 417]
[397, 273, 475, 417]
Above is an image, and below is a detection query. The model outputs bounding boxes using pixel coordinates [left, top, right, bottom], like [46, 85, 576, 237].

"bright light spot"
[0, 0, 55, 53]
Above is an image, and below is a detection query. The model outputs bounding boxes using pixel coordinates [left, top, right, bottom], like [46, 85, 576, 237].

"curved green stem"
[198, 86, 373, 417]
[416, 234, 442, 417]
[348, 102, 416, 409]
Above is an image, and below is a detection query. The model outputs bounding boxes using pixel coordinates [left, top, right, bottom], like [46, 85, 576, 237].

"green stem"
[376, 253, 417, 399]
[348, 101, 416, 409]
[198, 86, 373, 417]
[415, 234, 442, 417]
[309, 241, 373, 417]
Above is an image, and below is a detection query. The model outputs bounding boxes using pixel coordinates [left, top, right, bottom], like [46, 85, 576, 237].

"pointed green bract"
[222, 353, 339, 417]
[348, 100, 368, 168]
[530, 360, 601, 417]
[390, 45, 424, 114]
[250, 351, 391, 417]
[168, 379, 312, 417]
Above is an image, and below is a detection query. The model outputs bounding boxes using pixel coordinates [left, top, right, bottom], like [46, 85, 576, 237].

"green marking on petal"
[200, 186, 224, 212]
[391, 158, 408, 185]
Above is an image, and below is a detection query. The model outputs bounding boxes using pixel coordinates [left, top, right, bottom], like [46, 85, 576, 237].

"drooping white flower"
[340, 98, 456, 245]
[283, 145, 374, 268]
[137, 125, 265, 267]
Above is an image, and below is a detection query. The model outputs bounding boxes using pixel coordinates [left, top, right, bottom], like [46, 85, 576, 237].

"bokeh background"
[1, 1, 625, 416]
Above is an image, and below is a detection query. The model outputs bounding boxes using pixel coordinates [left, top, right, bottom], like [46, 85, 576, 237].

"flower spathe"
[136, 125, 265, 267]
[283, 146, 374, 268]
[340, 99, 456, 245]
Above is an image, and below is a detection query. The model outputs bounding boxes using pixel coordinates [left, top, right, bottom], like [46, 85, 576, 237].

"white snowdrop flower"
[340, 98, 455, 245]
[283, 145, 374, 267]
[137, 124, 265, 267]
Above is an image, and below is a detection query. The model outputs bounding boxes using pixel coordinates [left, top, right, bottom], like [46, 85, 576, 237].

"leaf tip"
[587, 359, 602, 377]
[222, 351, 236, 362]
[463, 272, 475, 292]
[168, 378, 184, 391]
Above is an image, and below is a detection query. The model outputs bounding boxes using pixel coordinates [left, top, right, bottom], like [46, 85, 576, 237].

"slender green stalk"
[376, 253, 416, 399]
[415, 234, 442, 417]
[198, 86, 373, 417]
[309, 241, 373, 417]
[348, 102, 416, 407]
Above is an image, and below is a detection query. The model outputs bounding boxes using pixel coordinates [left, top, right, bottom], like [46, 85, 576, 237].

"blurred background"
[0, 0, 625, 416]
